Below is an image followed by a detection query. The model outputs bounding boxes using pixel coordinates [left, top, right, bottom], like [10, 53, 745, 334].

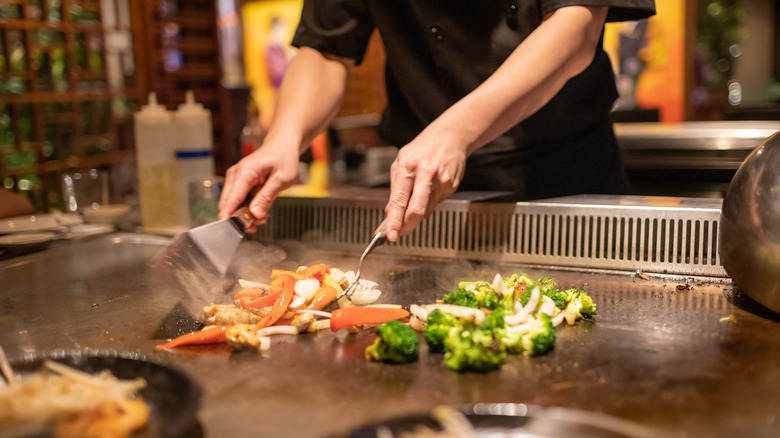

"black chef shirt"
[292, 0, 656, 200]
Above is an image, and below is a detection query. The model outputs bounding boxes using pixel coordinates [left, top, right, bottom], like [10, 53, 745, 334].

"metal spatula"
[151, 207, 255, 317]
[337, 219, 388, 301]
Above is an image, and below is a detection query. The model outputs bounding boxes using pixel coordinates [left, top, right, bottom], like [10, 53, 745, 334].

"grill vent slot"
[258, 195, 725, 277]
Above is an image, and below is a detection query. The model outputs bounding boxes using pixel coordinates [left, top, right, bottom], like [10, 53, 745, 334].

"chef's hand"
[218, 141, 300, 230]
[384, 133, 467, 242]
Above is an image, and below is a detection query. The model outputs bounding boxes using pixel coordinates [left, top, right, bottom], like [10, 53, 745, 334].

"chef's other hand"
[218, 141, 300, 231]
[384, 136, 466, 242]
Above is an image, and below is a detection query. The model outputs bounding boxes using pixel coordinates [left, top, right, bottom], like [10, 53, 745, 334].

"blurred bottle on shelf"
[133, 92, 179, 232]
[239, 93, 265, 158]
[173, 90, 215, 228]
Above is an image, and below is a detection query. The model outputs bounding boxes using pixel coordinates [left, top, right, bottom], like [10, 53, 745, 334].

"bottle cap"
[174, 90, 210, 122]
[134, 92, 171, 123]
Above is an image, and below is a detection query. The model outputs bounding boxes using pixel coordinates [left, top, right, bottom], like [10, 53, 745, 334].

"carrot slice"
[330, 307, 410, 332]
[155, 325, 228, 350]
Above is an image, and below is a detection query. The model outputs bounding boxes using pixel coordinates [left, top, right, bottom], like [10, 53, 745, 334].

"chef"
[218, 0, 656, 242]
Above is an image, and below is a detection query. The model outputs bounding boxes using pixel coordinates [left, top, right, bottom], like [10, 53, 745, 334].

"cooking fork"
[336, 219, 388, 301]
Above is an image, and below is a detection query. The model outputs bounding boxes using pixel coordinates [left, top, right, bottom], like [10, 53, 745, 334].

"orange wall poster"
[242, 0, 303, 127]
[604, 0, 686, 123]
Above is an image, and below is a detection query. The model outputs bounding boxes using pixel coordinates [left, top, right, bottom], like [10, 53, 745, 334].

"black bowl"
[2, 349, 202, 438]
[347, 403, 657, 438]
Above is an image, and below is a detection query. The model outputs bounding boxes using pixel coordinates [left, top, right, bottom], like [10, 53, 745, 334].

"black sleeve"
[290, 0, 376, 65]
[540, 0, 656, 22]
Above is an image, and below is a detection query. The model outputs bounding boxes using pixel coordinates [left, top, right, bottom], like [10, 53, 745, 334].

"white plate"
[65, 223, 114, 239]
[0, 214, 64, 234]
[0, 231, 57, 254]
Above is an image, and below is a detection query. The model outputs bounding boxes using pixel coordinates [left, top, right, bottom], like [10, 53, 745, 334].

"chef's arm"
[266, 47, 352, 155]
[436, 5, 608, 153]
[385, 5, 608, 241]
[219, 47, 351, 223]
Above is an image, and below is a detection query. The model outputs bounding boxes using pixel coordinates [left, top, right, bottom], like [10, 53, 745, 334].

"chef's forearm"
[264, 46, 351, 155]
[425, 6, 609, 155]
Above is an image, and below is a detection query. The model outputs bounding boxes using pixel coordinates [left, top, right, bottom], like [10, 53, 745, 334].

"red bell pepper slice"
[330, 307, 410, 332]
[271, 269, 306, 281]
[239, 289, 282, 309]
[255, 274, 296, 329]
[155, 325, 228, 350]
[306, 285, 338, 311]
[296, 263, 330, 281]
[234, 287, 265, 302]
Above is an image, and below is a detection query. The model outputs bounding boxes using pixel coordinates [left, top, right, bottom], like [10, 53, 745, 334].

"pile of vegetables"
[350, 272, 596, 372]
[403, 272, 596, 372]
[156, 265, 596, 374]
[156, 263, 408, 352]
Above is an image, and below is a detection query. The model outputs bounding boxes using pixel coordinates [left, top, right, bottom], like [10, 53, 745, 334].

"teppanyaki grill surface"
[0, 233, 778, 438]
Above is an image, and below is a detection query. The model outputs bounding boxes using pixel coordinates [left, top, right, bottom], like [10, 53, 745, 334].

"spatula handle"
[230, 206, 255, 232]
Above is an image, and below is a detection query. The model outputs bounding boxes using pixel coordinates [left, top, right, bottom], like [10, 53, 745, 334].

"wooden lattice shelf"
[0, 0, 137, 211]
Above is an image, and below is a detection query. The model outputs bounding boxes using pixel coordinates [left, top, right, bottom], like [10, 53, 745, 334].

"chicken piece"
[225, 324, 263, 351]
[203, 304, 264, 326]
[290, 312, 315, 333]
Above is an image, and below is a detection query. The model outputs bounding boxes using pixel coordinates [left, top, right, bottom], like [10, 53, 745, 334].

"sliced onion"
[307, 319, 332, 332]
[343, 271, 357, 285]
[294, 278, 320, 300]
[256, 325, 299, 336]
[365, 303, 401, 309]
[358, 279, 379, 290]
[295, 309, 332, 318]
[409, 304, 430, 322]
[329, 267, 346, 283]
[238, 278, 269, 289]
[422, 304, 485, 324]
[350, 288, 382, 305]
[538, 295, 558, 317]
[505, 286, 540, 326]
[491, 273, 508, 295]
[551, 313, 566, 327]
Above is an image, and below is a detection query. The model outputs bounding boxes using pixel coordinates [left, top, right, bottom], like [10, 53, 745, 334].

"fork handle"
[372, 218, 388, 245]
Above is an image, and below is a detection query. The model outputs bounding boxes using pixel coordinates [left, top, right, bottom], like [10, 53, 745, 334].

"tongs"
[336, 219, 388, 301]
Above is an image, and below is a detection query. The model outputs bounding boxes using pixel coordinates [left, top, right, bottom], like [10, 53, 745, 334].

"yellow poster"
[604, 0, 685, 123]
[242, 0, 303, 126]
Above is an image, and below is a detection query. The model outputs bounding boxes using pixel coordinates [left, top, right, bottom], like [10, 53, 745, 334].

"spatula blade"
[151, 216, 246, 319]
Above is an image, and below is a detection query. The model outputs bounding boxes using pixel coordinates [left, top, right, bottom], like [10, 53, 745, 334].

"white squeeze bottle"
[134, 92, 179, 232]
[172, 91, 215, 227]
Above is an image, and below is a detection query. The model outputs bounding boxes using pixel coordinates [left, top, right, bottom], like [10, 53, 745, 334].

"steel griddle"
[1, 193, 779, 437]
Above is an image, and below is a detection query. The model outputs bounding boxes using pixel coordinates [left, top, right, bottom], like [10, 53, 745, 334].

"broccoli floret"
[480, 307, 505, 332]
[424, 309, 460, 353]
[443, 320, 505, 372]
[537, 276, 558, 291]
[504, 273, 534, 290]
[442, 287, 479, 308]
[458, 280, 515, 311]
[564, 289, 597, 318]
[514, 276, 567, 310]
[365, 320, 419, 364]
[468, 282, 498, 309]
[500, 313, 556, 356]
